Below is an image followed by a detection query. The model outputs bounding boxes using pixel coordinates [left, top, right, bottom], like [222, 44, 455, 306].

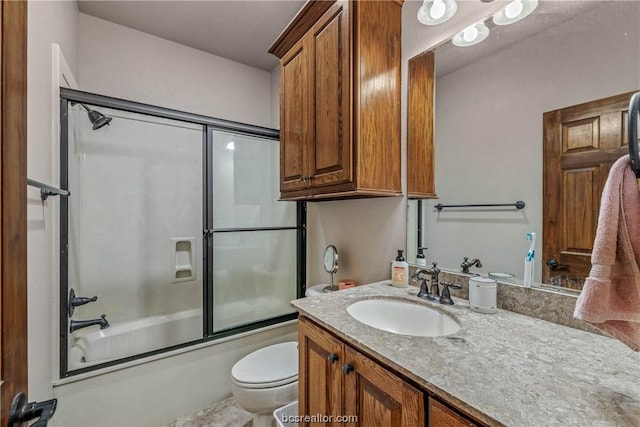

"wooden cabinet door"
[280, 35, 312, 192]
[299, 317, 345, 427]
[542, 91, 637, 288]
[308, 0, 352, 189]
[343, 346, 424, 427]
[429, 398, 478, 427]
[407, 50, 436, 199]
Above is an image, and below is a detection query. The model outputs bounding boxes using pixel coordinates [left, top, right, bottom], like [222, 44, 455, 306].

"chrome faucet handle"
[411, 269, 430, 299]
[440, 281, 462, 305]
[68, 288, 98, 317]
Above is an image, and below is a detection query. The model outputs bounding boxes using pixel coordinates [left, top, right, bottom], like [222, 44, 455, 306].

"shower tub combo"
[68, 308, 202, 370]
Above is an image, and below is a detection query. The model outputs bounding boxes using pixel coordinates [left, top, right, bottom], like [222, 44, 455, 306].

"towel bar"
[27, 179, 70, 201]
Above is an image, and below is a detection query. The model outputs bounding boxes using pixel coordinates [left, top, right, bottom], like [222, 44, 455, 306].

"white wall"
[78, 13, 272, 128]
[27, 0, 79, 402]
[422, 2, 640, 278]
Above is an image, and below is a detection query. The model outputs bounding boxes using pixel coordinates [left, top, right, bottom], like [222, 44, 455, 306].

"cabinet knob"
[342, 363, 354, 375]
[327, 353, 339, 364]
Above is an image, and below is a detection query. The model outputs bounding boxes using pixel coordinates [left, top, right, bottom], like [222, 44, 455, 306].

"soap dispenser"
[416, 247, 427, 266]
[391, 250, 409, 288]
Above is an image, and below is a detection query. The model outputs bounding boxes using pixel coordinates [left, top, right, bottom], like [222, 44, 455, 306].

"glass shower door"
[210, 130, 298, 332]
[65, 104, 204, 372]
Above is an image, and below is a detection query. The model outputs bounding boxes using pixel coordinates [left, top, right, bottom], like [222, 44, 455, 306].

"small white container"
[468, 277, 497, 314]
[274, 400, 298, 427]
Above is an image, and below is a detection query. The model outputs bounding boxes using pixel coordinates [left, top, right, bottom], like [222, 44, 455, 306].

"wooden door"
[1, 0, 29, 424]
[543, 91, 637, 288]
[343, 346, 424, 427]
[308, 0, 352, 189]
[298, 317, 344, 427]
[280, 35, 311, 193]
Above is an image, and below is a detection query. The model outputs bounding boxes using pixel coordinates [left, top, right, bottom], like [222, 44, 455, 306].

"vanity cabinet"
[270, 0, 402, 201]
[299, 316, 480, 427]
[299, 316, 423, 426]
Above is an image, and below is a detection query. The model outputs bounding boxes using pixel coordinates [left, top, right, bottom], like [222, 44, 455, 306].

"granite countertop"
[291, 281, 640, 427]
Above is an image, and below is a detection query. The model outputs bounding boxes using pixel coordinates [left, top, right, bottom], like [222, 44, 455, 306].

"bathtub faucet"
[69, 314, 109, 333]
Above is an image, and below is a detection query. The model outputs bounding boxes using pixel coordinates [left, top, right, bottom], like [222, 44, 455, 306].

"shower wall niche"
[60, 89, 304, 377]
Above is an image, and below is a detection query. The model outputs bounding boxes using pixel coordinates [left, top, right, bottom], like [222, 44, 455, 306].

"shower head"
[76, 103, 112, 130]
[86, 108, 112, 130]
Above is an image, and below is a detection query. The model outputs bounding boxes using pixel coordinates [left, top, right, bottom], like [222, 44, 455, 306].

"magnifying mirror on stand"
[323, 245, 339, 292]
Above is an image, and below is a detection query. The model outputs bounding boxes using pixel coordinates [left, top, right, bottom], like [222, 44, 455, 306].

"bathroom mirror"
[406, 1, 640, 288]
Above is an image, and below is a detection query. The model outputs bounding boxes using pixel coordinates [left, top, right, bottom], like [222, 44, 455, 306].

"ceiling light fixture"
[452, 21, 490, 47]
[493, 0, 538, 26]
[417, 0, 458, 26]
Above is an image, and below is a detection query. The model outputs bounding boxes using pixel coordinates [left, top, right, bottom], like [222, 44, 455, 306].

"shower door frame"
[59, 88, 305, 377]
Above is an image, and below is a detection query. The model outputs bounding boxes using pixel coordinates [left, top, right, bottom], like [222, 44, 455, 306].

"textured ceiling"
[419, 1, 604, 77]
[78, 1, 614, 75]
[77, 0, 306, 72]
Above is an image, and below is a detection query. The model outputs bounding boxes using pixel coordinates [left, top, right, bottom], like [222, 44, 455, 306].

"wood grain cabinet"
[299, 316, 481, 427]
[270, 0, 403, 200]
[407, 51, 437, 199]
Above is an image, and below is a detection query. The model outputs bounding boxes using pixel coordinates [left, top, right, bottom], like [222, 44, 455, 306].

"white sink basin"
[347, 298, 460, 337]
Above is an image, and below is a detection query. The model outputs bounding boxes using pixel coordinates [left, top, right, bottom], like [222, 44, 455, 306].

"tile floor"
[163, 397, 253, 427]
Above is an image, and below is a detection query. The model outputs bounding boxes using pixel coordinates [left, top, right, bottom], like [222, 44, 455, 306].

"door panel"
[298, 317, 343, 427]
[543, 91, 637, 288]
[309, 0, 351, 188]
[280, 37, 311, 192]
[1, 0, 29, 424]
[343, 346, 424, 427]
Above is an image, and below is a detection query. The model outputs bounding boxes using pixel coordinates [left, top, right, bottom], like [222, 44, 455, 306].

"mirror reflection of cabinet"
[407, 51, 437, 199]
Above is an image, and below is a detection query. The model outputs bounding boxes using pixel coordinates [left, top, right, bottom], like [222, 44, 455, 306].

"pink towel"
[574, 155, 640, 351]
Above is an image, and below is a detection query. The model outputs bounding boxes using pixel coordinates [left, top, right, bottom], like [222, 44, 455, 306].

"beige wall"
[78, 13, 273, 128]
[27, 0, 79, 402]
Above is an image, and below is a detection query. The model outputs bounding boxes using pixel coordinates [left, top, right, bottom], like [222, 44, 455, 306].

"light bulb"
[463, 26, 479, 43]
[429, 0, 446, 20]
[505, 0, 524, 19]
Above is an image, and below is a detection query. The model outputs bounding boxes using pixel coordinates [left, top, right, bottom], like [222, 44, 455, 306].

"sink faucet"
[69, 314, 109, 333]
[461, 257, 482, 274]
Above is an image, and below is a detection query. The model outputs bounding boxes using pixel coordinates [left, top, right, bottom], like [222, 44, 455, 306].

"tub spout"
[70, 314, 109, 333]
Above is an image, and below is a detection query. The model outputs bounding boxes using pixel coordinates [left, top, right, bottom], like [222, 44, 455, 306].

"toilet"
[231, 341, 298, 427]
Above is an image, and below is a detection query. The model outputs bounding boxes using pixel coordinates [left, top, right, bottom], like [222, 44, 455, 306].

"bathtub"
[69, 308, 203, 370]
[68, 296, 291, 371]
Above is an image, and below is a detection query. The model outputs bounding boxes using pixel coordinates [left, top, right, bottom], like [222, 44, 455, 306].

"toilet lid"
[231, 342, 298, 388]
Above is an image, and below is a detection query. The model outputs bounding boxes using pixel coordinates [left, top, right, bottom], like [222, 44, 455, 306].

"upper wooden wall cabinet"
[269, 0, 403, 201]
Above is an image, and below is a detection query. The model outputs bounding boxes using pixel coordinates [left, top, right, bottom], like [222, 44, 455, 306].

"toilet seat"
[231, 341, 298, 390]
